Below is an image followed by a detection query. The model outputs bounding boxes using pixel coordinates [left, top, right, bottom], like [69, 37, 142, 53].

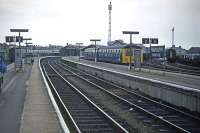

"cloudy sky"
[0, 0, 199, 49]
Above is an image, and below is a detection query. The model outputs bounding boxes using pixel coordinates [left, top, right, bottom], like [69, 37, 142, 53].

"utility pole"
[90, 39, 101, 63]
[122, 31, 139, 70]
[76, 43, 83, 61]
[108, 1, 112, 44]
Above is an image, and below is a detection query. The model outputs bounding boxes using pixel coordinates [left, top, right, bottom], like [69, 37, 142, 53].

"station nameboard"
[5, 36, 23, 43]
[151, 45, 165, 58]
[142, 38, 158, 44]
[16, 36, 23, 42]
[150, 38, 158, 44]
[142, 38, 149, 44]
[5, 36, 14, 42]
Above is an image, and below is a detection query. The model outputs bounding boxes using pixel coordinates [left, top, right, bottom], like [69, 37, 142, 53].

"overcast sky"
[0, 0, 199, 49]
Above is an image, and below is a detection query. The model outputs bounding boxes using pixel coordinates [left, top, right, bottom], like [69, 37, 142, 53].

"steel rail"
[55, 61, 195, 133]
[47, 62, 129, 133]
[143, 64, 200, 76]
[41, 62, 81, 133]
[59, 61, 200, 122]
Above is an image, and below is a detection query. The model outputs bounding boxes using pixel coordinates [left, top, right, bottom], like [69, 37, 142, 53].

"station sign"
[142, 38, 158, 44]
[5, 36, 14, 42]
[151, 45, 165, 58]
[142, 38, 149, 44]
[150, 38, 158, 44]
[5, 36, 23, 43]
[16, 36, 23, 42]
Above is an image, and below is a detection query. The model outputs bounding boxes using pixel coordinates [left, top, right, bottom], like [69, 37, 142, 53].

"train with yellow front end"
[83, 44, 144, 65]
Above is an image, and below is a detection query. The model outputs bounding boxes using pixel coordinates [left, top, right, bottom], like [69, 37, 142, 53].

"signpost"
[142, 38, 159, 71]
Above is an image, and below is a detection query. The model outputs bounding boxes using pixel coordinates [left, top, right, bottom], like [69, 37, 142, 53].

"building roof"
[188, 47, 200, 54]
[0, 43, 9, 49]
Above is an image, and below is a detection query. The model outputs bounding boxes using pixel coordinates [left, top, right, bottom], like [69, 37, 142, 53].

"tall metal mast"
[172, 27, 174, 46]
[108, 1, 112, 44]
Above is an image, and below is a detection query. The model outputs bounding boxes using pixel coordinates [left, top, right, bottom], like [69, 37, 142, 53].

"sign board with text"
[142, 38, 158, 44]
[151, 45, 165, 58]
[5, 36, 23, 43]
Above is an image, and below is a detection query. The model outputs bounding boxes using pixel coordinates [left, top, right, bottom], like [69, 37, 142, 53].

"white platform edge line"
[39, 57, 70, 133]
[63, 58, 200, 94]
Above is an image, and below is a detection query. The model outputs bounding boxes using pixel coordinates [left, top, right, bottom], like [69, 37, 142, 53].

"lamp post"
[76, 43, 83, 61]
[10, 29, 29, 71]
[122, 31, 139, 70]
[90, 39, 101, 63]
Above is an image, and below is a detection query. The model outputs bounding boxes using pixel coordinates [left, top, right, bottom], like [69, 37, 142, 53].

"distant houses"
[171, 45, 187, 58]
[185, 47, 200, 60]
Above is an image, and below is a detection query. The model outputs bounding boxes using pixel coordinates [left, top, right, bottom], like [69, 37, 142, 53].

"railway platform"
[63, 56, 200, 90]
[62, 56, 200, 113]
[20, 58, 63, 133]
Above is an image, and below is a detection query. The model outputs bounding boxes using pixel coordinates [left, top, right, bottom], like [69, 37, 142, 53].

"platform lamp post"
[122, 31, 139, 70]
[10, 29, 29, 71]
[10, 29, 29, 48]
[90, 39, 101, 63]
[76, 43, 83, 61]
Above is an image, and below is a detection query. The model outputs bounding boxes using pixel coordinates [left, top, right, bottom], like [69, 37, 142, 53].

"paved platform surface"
[0, 64, 31, 133]
[20, 58, 63, 133]
[63, 56, 200, 90]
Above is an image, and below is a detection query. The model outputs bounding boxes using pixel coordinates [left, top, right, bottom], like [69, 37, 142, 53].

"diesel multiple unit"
[83, 44, 144, 64]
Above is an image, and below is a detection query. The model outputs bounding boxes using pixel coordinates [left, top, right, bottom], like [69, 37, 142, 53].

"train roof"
[82, 43, 142, 51]
[102, 44, 142, 49]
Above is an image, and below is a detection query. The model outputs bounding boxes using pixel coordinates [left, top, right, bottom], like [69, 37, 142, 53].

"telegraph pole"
[122, 31, 139, 70]
[90, 39, 101, 63]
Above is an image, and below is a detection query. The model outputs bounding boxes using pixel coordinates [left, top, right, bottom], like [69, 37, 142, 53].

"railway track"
[53, 58, 200, 133]
[143, 63, 200, 76]
[169, 63, 200, 72]
[41, 60, 129, 133]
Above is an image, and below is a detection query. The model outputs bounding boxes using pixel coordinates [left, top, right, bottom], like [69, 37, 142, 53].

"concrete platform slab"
[20, 58, 63, 133]
[62, 57, 200, 112]
[63, 56, 200, 90]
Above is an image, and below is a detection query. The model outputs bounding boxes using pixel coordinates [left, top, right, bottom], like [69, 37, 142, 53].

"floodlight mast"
[122, 31, 139, 70]
[108, 1, 112, 44]
[90, 39, 101, 63]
